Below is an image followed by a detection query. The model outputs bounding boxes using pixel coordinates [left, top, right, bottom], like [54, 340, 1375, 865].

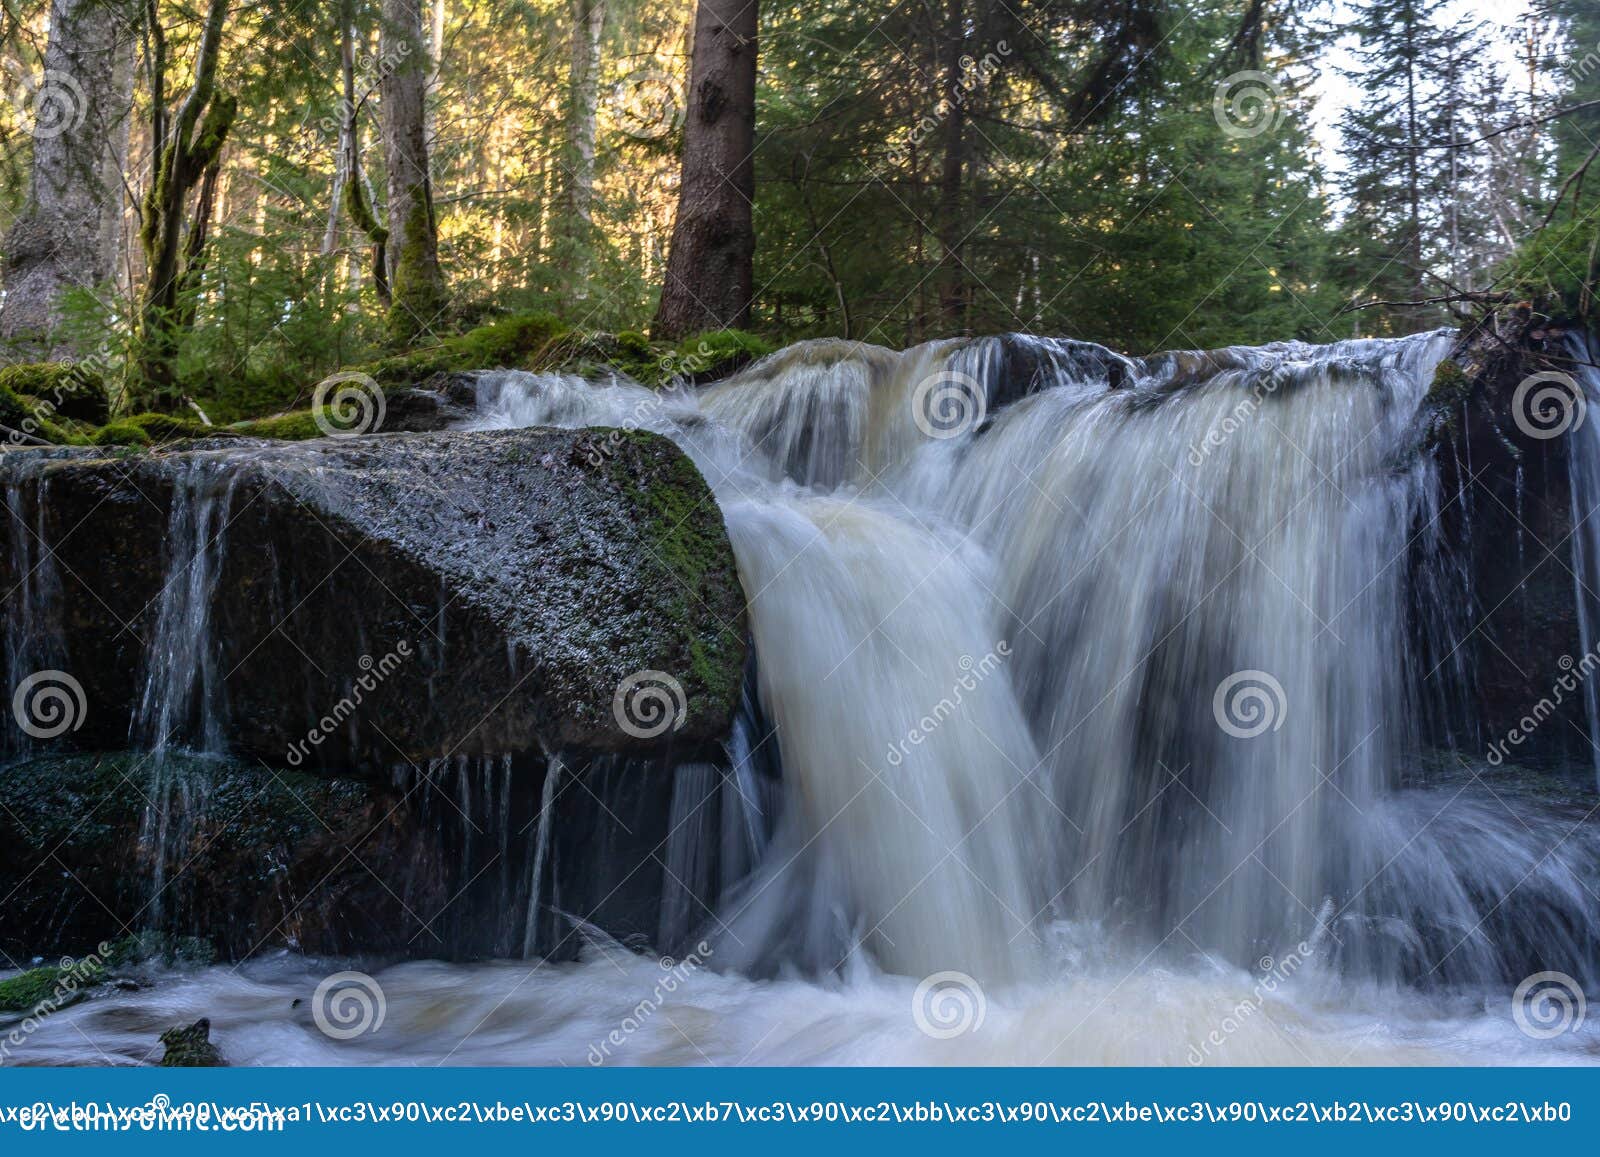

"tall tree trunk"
[380, 0, 447, 344]
[935, 0, 968, 331]
[561, 0, 606, 288]
[135, 0, 235, 405]
[651, 0, 757, 339]
[0, 0, 136, 360]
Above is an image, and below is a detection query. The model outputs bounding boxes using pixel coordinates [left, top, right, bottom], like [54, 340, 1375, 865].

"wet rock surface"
[0, 426, 746, 768]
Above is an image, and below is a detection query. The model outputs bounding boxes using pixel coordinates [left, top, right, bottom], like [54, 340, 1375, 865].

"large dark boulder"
[0, 753, 448, 960]
[0, 427, 746, 770]
[1420, 306, 1596, 770]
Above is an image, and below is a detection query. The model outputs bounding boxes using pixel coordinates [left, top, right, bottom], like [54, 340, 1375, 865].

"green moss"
[0, 957, 106, 1014]
[660, 329, 773, 383]
[231, 409, 324, 440]
[363, 311, 567, 385]
[159, 1019, 225, 1067]
[604, 428, 745, 716]
[121, 412, 219, 442]
[0, 382, 85, 445]
[1427, 359, 1471, 407]
[0, 362, 109, 424]
[89, 421, 153, 447]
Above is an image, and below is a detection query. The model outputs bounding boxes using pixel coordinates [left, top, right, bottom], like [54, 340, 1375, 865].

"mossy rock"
[363, 311, 568, 386]
[0, 362, 110, 425]
[159, 1018, 226, 1067]
[230, 409, 323, 440]
[90, 421, 152, 447]
[0, 957, 106, 1014]
[0, 382, 84, 446]
[660, 329, 773, 384]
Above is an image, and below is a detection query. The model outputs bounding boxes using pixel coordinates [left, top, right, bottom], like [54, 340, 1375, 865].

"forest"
[0, 0, 1594, 434]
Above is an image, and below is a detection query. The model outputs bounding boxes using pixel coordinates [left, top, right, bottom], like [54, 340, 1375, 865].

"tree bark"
[651, 0, 757, 339]
[561, 0, 606, 286]
[134, 0, 235, 404]
[380, 0, 447, 344]
[935, 0, 967, 330]
[0, 0, 136, 360]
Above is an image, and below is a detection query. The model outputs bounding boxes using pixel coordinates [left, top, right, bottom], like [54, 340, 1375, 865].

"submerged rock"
[0, 426, 746, 768]
[158, 1018, 225, 1067]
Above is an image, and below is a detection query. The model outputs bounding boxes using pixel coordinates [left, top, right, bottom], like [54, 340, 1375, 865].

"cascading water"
[465, 331, 1600, 991]
[12, 330, 1600, 1065]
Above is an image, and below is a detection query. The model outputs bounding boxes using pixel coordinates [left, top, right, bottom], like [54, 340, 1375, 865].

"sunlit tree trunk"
[381, 0, 447, 343]
[561, 0, 606, 288]
[0, 0, 137, 360]
[652, 0, 757, 339]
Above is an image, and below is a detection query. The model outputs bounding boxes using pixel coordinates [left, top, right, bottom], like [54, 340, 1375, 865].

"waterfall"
[1565, 335, 1600, 791]
[462, 329, 1600, 990]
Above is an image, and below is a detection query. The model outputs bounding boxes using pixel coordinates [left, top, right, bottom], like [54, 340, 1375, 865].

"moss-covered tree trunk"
[134, 0, 235, 408]
[651, 0, 758, 340]
[0, 0, 136, 360]
[380, 0, 447, 344]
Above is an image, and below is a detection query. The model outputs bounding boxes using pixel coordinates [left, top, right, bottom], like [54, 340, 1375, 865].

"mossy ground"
[4, 313, 773, 446]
